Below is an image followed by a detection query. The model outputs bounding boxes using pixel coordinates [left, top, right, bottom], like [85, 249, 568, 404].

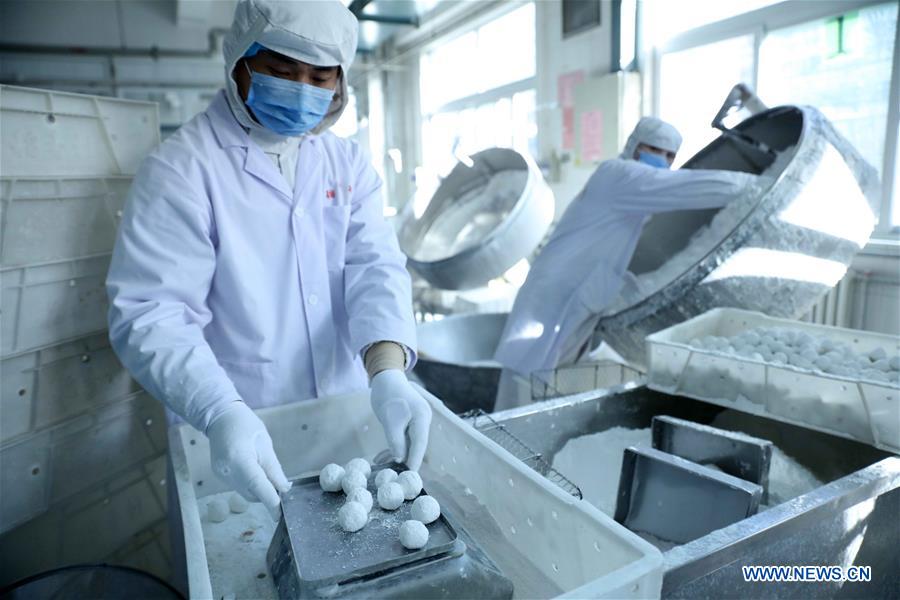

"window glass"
[892, 124, 900, 227]
[330, 87, 358, 139]
[643, 0, 780, 46]
[659, 35, 755, 165]
[758, 2, 898, 185]
[419, 3, 537, 184]
[419, 3, 535, 114]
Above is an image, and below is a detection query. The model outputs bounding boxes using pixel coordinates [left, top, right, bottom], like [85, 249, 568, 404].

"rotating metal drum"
[398, 147, 555, 290]
[594, 105, 880, 367]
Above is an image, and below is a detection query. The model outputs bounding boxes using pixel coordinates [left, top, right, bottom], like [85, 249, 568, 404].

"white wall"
[0, 1, 236, 51]
[535, 0, 615, 215]
[0, 0, 233, 133]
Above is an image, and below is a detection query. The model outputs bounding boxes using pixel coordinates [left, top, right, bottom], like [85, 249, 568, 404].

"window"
[659, 36, 755, 166]
[643, 0, 780, 45]
[419, 3, 537, 182]
[653, 1, 900, 232]
[330, 86, 358, 139]
[758, 2, 898, 191]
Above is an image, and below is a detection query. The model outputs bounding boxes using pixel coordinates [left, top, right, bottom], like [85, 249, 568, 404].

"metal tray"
[615, 446, 763, 544]
[270, 467, 458, 590]
[651, 415, 772, 501]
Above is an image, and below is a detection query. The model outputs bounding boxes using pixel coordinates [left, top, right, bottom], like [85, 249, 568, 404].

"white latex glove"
[206, 401, 291, 518]
[370, 369, 432, 471]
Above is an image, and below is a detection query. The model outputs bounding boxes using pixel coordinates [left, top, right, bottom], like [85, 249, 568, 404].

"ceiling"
[346, 0, 442, 53]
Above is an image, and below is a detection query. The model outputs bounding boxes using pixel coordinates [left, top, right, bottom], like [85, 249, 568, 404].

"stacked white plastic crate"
[0, 86, 170, 584]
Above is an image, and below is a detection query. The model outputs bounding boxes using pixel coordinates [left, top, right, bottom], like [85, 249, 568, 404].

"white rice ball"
[868, 347, 887, 362]
[889, 356, 900, 371]
[338, 501, 368, 533]
[397, 471, 423, 500]
[813, 356, 832, 373]
[772, 352, 788, 364]
[374, 468, 399, 488]
[341, 470, 367, 495]
[207, 498, 229, 523]
[399, 520, 429, 550]
[377, 482, 404, 510]
[800, 348, 818, 362]
[228, 492, 249, 514]
[344, 458, 371, 478]
[411, 495, 441, 524]
[346, 487, 373, 513]
[319, 463, 345, 493]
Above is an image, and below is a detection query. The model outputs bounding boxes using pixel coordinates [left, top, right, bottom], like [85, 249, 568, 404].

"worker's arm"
[106, 155, 239, 433]
[604, 160, 760, 213]
[343, 142, 430, 471]
[342, 141, 418, 367]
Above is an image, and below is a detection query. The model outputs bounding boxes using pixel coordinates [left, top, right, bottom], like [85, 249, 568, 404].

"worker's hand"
[370, 369, 432, 471]
[206, 401, 291, 519]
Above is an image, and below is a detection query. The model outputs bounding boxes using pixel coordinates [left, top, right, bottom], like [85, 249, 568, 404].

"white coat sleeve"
[605, 161, 760, 213]
[342, 143, 418, 368]
[106, 155, 240, 433]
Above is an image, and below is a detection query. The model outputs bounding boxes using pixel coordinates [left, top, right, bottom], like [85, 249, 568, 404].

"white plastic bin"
[0, 391, 165, 535]
[646, 308, 900, 453]
[531, 361, 644, 401]
[170, 388, 663, 599]
[1, 332, 140, 441]
[0, 85, 159, 177]
[1, 254, 111, 357]
[0, 177, 131, 268]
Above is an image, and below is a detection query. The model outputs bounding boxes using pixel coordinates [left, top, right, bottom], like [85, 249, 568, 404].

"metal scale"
[266, 465, 513, 599]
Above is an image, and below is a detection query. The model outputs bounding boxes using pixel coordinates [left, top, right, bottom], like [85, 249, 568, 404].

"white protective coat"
[106, 1, 416, 434]
[494, 159, 758, 387]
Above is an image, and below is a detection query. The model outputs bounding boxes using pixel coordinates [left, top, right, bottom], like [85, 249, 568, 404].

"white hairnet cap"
[619, 117, 683, 160]
[223, 0, 359, 135]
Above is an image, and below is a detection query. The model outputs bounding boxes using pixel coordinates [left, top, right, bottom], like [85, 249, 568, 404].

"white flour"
[551, 427, 653, 517]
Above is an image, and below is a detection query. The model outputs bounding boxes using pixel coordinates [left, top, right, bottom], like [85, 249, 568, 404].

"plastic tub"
[170, 388, 664, 599]
[0, 177, 131, 268]
[1, 254, 112, 357]
[0, 84, 159, 177]
[646, 308, 899, 453]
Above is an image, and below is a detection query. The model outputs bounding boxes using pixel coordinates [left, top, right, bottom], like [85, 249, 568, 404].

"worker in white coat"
[107, 0, 430, 527]
[493, 117, 760, 410]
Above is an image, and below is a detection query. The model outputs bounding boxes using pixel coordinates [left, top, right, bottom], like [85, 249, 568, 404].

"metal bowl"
[595, 106, 880, 367]
[399, 147, 554, 290]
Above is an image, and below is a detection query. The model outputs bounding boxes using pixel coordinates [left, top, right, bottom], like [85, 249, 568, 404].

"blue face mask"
[244, 63, 335, 136]
[637, 150, 670, 169]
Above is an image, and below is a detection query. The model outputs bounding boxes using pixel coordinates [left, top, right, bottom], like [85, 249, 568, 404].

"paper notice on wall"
[580, 110, 604, 163]
[558, 70, 585, 150]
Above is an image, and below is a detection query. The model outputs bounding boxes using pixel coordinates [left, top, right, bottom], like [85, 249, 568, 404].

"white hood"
[620, 117, 683, 160]
[222, 0, 359, 137]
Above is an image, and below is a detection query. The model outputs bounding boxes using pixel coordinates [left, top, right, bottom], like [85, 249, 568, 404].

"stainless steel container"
[399, 147, 555, 290]
[489, 385, 899, 598]
[595, 106, 880, 367]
